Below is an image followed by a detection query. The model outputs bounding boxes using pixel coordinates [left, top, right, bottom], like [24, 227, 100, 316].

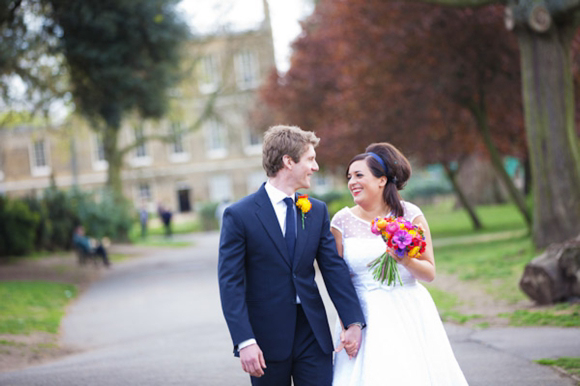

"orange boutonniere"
[296, 194, 312, 229]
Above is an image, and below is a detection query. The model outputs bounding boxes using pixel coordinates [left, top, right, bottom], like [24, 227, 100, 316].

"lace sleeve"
[330, 207, 349, 233]
[402, 201, 424, 222]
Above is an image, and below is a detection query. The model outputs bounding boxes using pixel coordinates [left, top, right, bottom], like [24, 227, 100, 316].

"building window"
[312, 174, 332, 194]
[29, 139, 51, 176]
[198, 54, 220, 94]
[235, 50, 259, 90]
[138, 182, 152, 202]
[247, 171, 266, 194]
[171, 122, 185, 154]
[135, 126, 147, 158]
[131, 125, 152, 167]
[205, 118, 227, 158]
[168, 122, 190, 163]
[209, 175, 232, 202]
[244, 127, 262, 155]
[92, 133, 108, 171]
[33, 139, 47, 167]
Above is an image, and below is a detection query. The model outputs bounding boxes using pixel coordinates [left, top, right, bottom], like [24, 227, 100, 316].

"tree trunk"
[443, 162, 483, 230]
[102, 124, 123, 202]
[517, 25, 580, 248]
[523, 156, 532, 196]
[470, 102, 532, 228]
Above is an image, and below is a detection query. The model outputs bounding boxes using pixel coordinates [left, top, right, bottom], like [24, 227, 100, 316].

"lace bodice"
[330, 202, 424, 291]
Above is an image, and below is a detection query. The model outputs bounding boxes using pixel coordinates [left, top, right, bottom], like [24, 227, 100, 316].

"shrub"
[69, 188, 134, 241]
[42, 188, 79, 250]
[199, 202, 219, 231]
[0, 196, 40, 258]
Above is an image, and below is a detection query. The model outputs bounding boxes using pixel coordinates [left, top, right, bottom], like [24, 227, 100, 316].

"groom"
[218, 125, 366, 385]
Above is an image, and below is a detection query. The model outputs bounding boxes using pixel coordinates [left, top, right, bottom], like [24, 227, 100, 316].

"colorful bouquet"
[367, 216, 427, 286]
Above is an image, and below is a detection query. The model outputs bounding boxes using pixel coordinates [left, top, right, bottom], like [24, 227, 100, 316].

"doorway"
[177, 188, 192, 212]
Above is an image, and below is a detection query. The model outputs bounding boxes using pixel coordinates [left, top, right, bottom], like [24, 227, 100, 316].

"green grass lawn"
[433, 234, 536, 304]
[0, 281, 77, 335]
[422, 201, 580, 328]
[130, 238, 192, 248]
[423, 200, 528, 238]
[536, 357, 580, 378]
[128, 220, 202, 242]
[425, 286, 483, 324]
[500, 303, 580, 327]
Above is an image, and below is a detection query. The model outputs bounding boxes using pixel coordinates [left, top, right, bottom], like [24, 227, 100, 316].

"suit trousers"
[250, 305, 332, 386]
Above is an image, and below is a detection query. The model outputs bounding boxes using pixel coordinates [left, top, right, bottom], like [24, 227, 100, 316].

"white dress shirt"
[238, 180, 299, 351]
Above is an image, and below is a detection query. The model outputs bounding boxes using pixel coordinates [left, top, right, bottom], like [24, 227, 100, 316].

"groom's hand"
[343, 324, 362, 359]
[240, 343, 267, 377]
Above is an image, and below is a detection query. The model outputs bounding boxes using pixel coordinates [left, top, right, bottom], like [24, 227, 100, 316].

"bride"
[331, 142, 468, 386]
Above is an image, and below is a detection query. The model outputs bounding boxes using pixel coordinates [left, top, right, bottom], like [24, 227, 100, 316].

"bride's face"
[347, 159, 386, 207]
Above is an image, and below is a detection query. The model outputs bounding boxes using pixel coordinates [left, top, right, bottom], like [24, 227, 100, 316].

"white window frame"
[29, 139, 51, 177]
[92, 133, 108, 171]
[168, 122, 190, 163]
[209, 174, 232, 202]
[247, 171, 266, 195]
[312, 173, 332, 194]
[130, 125, 152, 167]
[136, 182, 152, 203]
[198, 54, 221, 94]
[244, 127, 262, 155]
[205, 118, 228, 159]
[234, 50, 260, 90]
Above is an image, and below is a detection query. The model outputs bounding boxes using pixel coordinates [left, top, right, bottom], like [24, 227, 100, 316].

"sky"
[177, 0, 313, 72]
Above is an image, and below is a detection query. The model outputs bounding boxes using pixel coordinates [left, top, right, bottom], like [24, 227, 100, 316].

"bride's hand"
[388, 247, 411, 266]
[335, 328, 360, 359]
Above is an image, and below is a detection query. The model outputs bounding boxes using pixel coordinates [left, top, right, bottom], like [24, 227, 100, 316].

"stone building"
[0, 2, 337, 215]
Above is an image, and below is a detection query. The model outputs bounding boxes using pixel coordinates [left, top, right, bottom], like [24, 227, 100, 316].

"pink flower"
[393, 230, 412, 249]
[371, 222, 381, 235]
[386, 222, 399, 234]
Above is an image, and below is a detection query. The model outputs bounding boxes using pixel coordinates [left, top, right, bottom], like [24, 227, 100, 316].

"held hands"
[335, 324, 362, 359]
[239, 343, 267, 378]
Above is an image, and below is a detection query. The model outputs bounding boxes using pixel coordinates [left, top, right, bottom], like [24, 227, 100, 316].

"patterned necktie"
[283, 197, 296, 263]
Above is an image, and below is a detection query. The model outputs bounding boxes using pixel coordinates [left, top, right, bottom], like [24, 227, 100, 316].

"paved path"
[1, 232, 579, 385]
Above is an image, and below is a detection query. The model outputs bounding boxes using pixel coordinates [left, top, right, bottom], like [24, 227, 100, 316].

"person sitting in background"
[72, 225, 111, 267]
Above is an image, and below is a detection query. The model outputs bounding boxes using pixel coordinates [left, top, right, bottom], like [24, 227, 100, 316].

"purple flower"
[393, 230, 412, 249]
[394, 248, 406, 257]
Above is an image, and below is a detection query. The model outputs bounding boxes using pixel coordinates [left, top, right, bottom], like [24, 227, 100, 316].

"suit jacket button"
[293, 274, 297, 279]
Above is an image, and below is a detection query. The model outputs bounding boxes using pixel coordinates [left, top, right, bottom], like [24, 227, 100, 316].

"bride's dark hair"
[346, 143, 411, 218]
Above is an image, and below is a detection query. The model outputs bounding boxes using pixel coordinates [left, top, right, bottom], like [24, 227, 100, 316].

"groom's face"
[291, 144, 319, 190]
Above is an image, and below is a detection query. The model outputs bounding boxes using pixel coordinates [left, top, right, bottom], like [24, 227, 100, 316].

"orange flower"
[296, 195, 312, 213]
[296, 195, 311, 229]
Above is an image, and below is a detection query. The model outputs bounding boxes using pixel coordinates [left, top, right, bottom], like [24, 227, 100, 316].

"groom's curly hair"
[262, 125, 320, 177]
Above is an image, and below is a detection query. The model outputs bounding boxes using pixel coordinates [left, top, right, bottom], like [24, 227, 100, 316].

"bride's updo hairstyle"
[347, 142, 411, 218]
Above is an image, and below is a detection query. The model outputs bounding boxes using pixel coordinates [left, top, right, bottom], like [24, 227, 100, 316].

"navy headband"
[367, 152, 388, 176]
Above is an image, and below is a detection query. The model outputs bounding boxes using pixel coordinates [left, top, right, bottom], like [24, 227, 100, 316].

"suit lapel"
[255, 184, 292, 268]
[293, 193, 311, 268]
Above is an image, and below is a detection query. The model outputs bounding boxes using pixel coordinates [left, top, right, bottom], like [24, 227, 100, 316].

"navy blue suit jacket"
[218, 183, 365, 361]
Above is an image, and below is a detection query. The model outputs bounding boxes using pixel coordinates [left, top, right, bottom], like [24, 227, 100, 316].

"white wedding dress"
[331, 203, 468, 386]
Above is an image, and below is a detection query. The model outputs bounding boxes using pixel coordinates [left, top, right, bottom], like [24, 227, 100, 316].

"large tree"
[42, 0, 190, 199]
[261, 0, 580, 248]
[0, 0, 68, 126]
[259, 2, 528, 230]
[418, 0, 580, 248]
[2, 0, 191, 198]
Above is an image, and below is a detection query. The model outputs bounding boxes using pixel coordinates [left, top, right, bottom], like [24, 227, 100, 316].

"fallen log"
[519, 234, 580, 304]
